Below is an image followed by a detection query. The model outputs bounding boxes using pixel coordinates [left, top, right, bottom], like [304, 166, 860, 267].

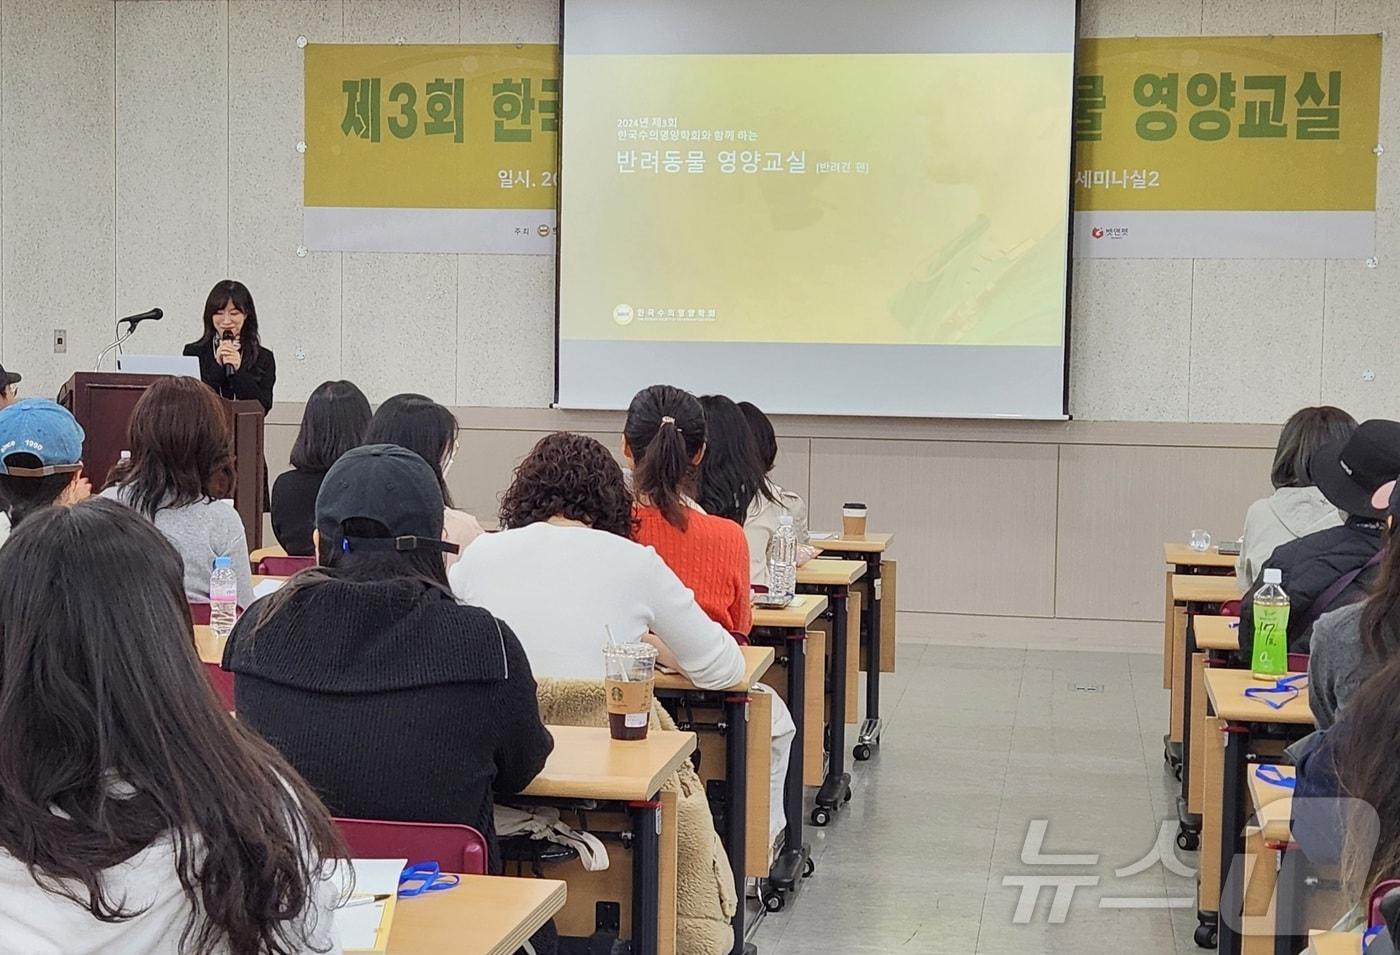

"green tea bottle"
[1251, 568, 1289, 680]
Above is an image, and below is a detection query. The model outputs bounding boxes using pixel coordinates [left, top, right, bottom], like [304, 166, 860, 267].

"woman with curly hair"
[449, 431, 746, 689]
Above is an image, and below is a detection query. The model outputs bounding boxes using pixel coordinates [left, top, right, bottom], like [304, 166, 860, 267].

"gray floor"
[748, 642, 1204, 954]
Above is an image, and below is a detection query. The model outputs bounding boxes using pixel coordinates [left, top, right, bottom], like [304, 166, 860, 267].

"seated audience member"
[0, 362, 19, 410]
[625, 385, 752, 637]
[695, 393, 766, 525]
[1238, 420, 1400, 658]
[0, 399, 91, 547]
[738, 399, 818, 587]
[1311, 479, 1400, 728]
[271, 379, 372, 556]
[454, 430, 794, 841]
[1237, 406, 1356, 589]
[101, 377, 254, 608]
[363, 393, 483, 564]
[0, 499, 343, 954]
[451, 431, 747, 686]
[224, 445, 552, 873]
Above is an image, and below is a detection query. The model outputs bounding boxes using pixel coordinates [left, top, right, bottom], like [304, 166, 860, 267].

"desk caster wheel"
[1193, 923, 1216, 948]
[842, 787, 852, 803]
[811, 807, 832, 827]
[803, 857, 815, 878]
[853, 743, 873, 761]
[1176, 828, 1199, 852]
[761, 889, 785, 913]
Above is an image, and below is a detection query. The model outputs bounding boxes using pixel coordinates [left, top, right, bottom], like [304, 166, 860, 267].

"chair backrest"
[333, 817, 488, 875]
[203, 663, 236, 711]
[256, 555, 315, 577]
[1287, 653, 1309, 673]
[189, 603, 211, 625]
[1371, 879, 1400, 928]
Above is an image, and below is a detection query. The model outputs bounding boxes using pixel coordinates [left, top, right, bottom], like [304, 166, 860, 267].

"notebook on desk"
[335, 858, 405, 953]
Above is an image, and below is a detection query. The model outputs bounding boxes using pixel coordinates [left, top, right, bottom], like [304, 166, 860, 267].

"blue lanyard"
[1255, 764, 1296, 789]
[1243, 673, 1308, 710]
[1364, 925, 1384, 950]
[398, 861, 460, 897]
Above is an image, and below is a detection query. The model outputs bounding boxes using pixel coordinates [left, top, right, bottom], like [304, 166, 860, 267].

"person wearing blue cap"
[0, 398, 90, 547]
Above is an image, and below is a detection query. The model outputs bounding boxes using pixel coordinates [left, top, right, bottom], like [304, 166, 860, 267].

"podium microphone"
[96, 306, 164, 372]
[221, 330, 237, 378]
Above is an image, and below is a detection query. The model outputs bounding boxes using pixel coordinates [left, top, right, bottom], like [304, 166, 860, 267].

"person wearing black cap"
[222, 444, 554, 874]
[1238, 419, 1400, 660]
[1308, 476, 1400, 729]
[0, 363, 20, 410]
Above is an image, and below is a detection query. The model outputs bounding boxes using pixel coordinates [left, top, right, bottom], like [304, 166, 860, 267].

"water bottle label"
[1252, 605, 1289, 676]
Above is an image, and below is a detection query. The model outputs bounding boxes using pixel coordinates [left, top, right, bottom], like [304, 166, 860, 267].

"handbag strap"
[1296, 548, 1385, 636]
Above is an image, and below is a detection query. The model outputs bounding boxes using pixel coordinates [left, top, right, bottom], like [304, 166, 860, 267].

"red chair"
[256, 555, 315, 577]
[203, 663, 236, 711]
[189, 603, 211, 625]
[333, 818, 488, 875]
[1287, 653, 1309, 673]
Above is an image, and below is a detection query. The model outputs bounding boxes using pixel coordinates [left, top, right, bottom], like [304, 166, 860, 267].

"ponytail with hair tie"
[624, 386, 706, 530]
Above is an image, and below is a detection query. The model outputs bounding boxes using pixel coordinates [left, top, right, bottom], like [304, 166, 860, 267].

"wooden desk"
[521, 726, 695, 802]
[1197, 616, 1241, 652]
[1309, 933, 1361, 955]
[1246, 764, 1294, 847]
[389, 875, 565, 955]
[796, 559, 866, 825]
[249, 543, 287, 566]
[749, 593, 826, 904]
[811, 535, 894, 759]
[1203, 669, 1313, 955]
[1173, 575, 1241, 604]
[653, 645, 773, 951]
[1165, 543, 1239, 571]
[520, 726, 693, 955]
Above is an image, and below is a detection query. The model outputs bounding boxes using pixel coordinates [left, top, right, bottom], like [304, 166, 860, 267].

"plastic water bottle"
[1251, 569, 1289, 680]
[209, 555, 238, 639]
[767, 515, 798, 603]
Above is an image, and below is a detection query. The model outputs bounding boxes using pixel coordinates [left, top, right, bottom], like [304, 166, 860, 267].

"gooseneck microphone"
[96, 307, 164, 371]
[118, 308, 163, 328]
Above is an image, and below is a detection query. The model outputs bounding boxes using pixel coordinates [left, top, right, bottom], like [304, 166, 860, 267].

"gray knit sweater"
[1307, 601, 1367, 729]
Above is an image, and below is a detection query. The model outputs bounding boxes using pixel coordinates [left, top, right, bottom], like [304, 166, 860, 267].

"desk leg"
[1177, 607, 1202, 849]
[723, 693, 749, 955]
[814, 590, 851, 825]
[768, 630, 812, 899]
[630, 799, 662, 955]
[1272, 845, 1297, 955]
[1218, 725, 1248, 955]
[856, 556, 882, 760]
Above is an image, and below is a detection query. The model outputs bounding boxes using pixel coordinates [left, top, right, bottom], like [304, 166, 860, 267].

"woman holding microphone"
[182, 280, 276, 412]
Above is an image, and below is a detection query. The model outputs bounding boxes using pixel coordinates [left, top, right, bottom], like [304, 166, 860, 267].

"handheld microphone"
[118, 308, 163, 327]
[220, 330, 237, 378]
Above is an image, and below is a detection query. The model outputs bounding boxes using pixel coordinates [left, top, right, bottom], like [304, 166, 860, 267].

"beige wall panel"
[809, 439, 1059, 616]
[1056, 443, 1273, 621]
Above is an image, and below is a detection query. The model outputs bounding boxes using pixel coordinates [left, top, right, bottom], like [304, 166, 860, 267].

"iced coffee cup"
[603, 642, 657, 741]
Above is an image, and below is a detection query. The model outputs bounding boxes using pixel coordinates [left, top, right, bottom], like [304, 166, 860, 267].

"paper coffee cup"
[842, 502, 867, 538]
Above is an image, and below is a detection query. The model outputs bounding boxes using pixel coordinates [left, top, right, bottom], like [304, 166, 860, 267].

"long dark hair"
[1359, 517, 1400, 662]
[1337, 654, 1400, 898]
[696, 394, 771, 523]
[499, 432, 635, 538]
[113, 376, 235, 518]
[290, 380, 372, 473]
[0, 499, 344, 955]
[0, 454, 76, 529]
[624, 384, 706, 529]
[738, 400, 778, 474]
[1271, 406, 1357, 489]
[196, 280, 262, 363]
[363, 394, 458, 507]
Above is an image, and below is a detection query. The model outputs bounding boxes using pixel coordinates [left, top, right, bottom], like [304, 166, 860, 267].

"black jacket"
[223, 577, 554, 872]
[1238, 516, 1385, 656]
[182, 339, 276, 412]
[269, 468, 324, 556]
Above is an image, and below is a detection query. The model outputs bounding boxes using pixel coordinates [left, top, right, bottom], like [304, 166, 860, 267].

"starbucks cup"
[842, 502, 868, 538]
[603, 642, 657, 741]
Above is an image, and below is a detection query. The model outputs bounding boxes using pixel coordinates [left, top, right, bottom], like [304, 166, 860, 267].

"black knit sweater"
[222, 576, 554, 872]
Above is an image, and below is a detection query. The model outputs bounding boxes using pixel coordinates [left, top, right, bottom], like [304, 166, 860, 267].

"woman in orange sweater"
[625, 384, 753, 638]
[624, 384, 795, 845]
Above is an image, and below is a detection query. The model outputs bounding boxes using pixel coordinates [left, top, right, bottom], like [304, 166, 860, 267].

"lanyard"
[398, 861, 460, 897]
[1243, 673, 1307, 710]
[1255, 764, 1296, 789]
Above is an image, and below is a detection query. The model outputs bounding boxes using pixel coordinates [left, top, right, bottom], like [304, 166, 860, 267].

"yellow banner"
[1074, 35, 1381, 212]
[303, 43, 558, 210]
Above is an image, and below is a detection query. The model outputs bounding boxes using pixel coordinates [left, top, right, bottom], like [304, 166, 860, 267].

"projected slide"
[558, 0, 1076, 418]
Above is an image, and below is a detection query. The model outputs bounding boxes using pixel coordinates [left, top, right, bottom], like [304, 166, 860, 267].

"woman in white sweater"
[1236, 406, 1356, 588]
[0, 499, 342, 955]
[451, 431, 796, 841]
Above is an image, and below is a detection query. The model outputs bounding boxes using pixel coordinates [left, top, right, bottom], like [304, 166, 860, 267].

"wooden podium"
[58, 372, 265, 548]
